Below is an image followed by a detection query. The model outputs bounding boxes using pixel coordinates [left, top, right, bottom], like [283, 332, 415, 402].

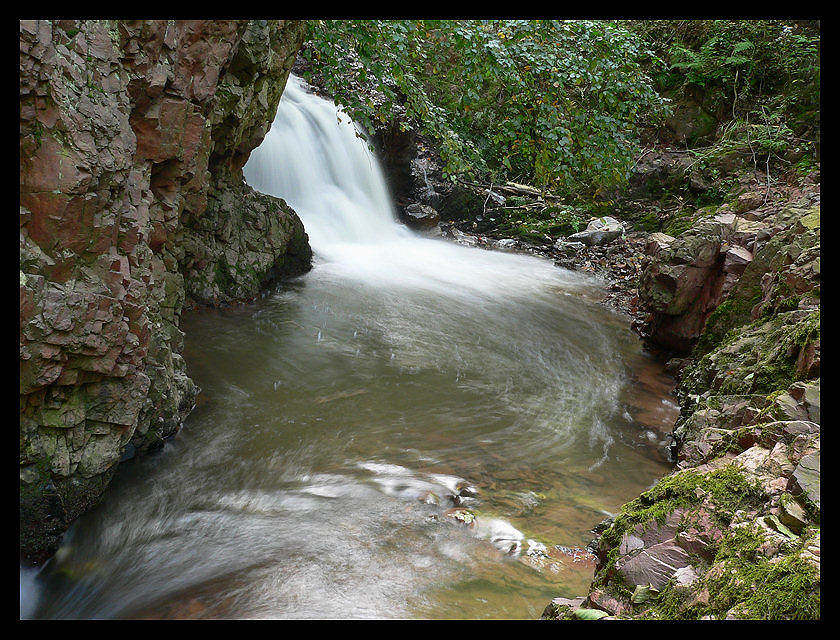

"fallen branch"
[458, 178, 562, 202]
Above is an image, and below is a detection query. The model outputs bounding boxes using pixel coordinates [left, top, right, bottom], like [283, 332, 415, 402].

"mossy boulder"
[680, 309, 819, 399]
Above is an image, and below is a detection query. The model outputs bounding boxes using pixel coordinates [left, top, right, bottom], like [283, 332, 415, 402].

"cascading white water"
[245, 75, 400, 247]
[243, 75, 591, 301]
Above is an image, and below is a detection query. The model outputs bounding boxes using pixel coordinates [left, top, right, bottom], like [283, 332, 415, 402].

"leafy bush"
[632, 20, 819, 131]
[301, 20, 667, 194]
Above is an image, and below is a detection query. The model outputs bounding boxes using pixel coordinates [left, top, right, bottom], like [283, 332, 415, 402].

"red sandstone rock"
[19, 19, 309, 563]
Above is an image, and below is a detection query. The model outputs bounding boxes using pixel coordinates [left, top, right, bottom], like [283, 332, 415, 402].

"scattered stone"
[779, 496, 808, 533]
[494, 238, 519, 251]
[541, 597, 585, 620]
[790, 451, 820, 512]
[646, 232, 675, 255]
[553, 239, 586, 253]
[450, 228, 478, 246]
[542, 157, 820, 623]
[763, 514, 798, 540]
[734, 192, 764, 214]
[567, 216, 624, 246]
[586, 589, 632, 617]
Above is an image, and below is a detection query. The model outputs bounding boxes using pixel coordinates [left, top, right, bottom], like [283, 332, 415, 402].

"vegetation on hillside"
[301, 20, 667, 193]
[636, 20, 820, 179]
[300, 20, 819, 205]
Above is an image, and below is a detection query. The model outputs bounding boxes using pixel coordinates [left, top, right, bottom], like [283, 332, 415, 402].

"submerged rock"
[455, 481, 479, 498]
[443, 507, 476, 528]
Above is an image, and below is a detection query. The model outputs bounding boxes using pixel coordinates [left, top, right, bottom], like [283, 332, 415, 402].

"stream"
[23, 75, 677, 620]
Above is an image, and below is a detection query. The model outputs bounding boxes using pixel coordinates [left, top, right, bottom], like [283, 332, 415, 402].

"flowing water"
[23, 76, 677, 620]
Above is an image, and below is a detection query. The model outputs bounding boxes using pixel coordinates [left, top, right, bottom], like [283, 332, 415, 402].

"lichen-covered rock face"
[19, 19, 309, 563]
[544, 184, 820, 620]
[639, 191, 820, 355]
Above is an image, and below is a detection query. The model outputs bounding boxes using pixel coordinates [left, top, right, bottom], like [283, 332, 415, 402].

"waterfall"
[244, 75, 404, 249]
[244, 74, 589, 300]
[25, 75, 675, 622]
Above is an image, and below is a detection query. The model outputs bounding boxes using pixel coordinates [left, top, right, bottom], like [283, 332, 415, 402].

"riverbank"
[20, 19, 819, 620]
[310, 43, 821, 615]
[536, 170, 821, 620]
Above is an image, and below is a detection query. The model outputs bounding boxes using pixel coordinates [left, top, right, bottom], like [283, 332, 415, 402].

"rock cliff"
[20, 19, 310, 563]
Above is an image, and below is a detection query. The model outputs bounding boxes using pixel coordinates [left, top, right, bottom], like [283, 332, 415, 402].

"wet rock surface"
[401, 202, 440, 229]
[19, 19, 309, 563]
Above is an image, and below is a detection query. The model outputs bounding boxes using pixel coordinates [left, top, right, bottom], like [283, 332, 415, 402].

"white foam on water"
[20, 566, 41, 619]
[244, 75, 592, 305]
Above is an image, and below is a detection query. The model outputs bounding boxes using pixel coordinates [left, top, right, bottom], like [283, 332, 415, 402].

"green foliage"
[634, 20, 819, 126]
[689, 112, 807, 176]
[301, 20, 667, 194]
[491, 204, 587, 243]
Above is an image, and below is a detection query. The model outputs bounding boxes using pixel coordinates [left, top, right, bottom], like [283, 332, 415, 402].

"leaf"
[631, 584, 656, 603]
[732, 40, 754, 54]
[573, 608, 610, 620]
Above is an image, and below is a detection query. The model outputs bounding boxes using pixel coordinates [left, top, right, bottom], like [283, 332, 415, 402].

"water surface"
[24, 76, 676, 619]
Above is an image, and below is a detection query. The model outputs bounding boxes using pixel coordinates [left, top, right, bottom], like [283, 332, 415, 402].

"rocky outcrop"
[543, 181, 820, 621]
[639, 190, 820, 354]
[19, 19, 309, 563]
[544, 377, 821, 620]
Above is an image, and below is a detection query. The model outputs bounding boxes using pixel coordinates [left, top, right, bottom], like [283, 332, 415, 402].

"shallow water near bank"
[23, 76, 677, 619]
